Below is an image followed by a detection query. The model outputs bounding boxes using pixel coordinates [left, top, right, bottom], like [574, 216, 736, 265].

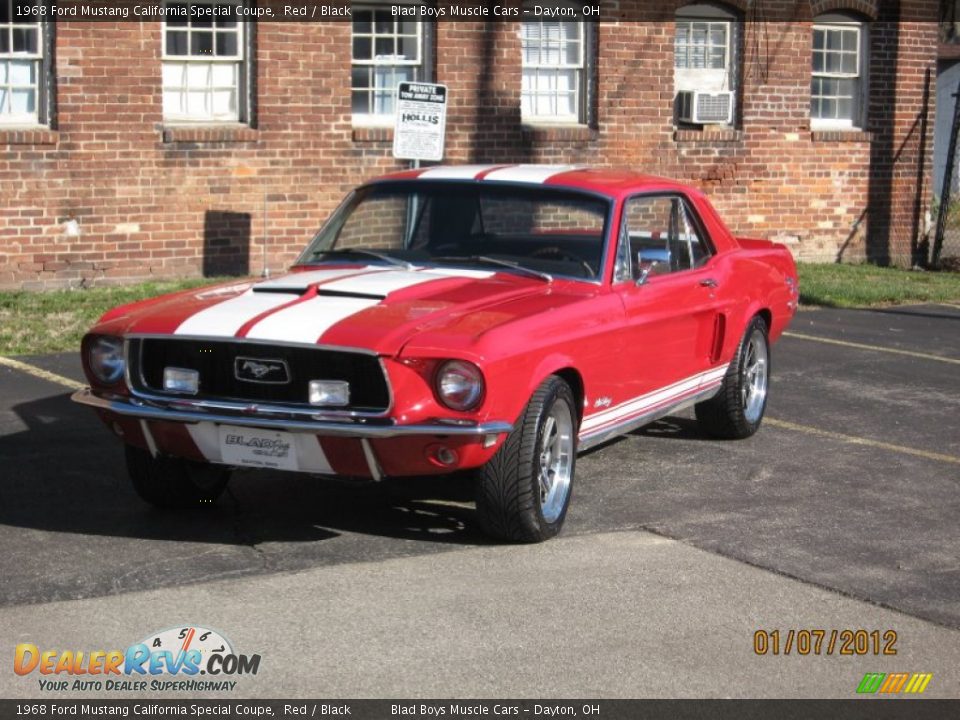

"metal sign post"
[394, 82, 448, 243]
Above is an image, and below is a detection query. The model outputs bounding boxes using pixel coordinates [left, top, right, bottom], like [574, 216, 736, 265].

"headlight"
[435, 360, 484, 411]
[88, 336, 125, 384]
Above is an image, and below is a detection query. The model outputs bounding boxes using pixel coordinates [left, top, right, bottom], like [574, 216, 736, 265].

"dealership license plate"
[218, 425, 299, 471]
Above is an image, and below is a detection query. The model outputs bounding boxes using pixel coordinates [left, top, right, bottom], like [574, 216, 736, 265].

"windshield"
[296, 181, 612, 281]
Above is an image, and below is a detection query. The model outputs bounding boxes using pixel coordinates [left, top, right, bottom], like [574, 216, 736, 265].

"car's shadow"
[0, 392, 487, 551]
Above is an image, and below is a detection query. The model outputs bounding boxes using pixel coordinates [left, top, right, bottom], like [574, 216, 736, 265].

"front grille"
[129, 338, 390, 413]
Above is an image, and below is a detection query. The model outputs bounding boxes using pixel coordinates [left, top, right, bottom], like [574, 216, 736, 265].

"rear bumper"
[71, 388, 512, 479]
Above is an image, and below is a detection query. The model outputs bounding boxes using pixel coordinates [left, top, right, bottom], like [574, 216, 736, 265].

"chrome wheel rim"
[538, 399, 574, 524]
[741, 331, 769, 424]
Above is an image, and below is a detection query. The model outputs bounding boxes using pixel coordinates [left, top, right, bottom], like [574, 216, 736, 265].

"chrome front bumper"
[71, 388, 513, 439]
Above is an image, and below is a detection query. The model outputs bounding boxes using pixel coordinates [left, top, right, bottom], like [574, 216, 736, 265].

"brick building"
[0, 1, 940, 290]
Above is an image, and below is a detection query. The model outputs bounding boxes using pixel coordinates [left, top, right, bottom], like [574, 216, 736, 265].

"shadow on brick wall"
[866, 19, 898, 265]
[203, 210, 251, 277]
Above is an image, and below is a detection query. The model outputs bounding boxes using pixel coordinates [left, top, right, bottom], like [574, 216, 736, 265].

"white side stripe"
[175, 290, 298, 338]
[581, 365, 729, 434]
[483, 164, 584, 184]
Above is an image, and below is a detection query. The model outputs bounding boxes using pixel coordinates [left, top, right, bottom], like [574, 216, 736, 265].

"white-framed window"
[675, 20, 729, 71]
[162, 1, 247, 124]
[811, 17, 867, 129]
[674, 3, 739, 126]
[351, 7, 423, 124]
[0, 0, 43, 125]
[521, 21, 586, 123]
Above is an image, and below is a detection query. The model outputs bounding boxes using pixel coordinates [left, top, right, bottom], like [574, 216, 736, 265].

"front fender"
[480, 351, 583, 430]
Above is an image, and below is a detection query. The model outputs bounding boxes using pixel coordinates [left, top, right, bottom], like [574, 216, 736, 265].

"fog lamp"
[163, 367, 199, 395]
[309, 380, 350, 407]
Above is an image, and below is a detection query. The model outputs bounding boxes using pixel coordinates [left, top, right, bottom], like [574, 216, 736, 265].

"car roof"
[369, 164, 697, 200]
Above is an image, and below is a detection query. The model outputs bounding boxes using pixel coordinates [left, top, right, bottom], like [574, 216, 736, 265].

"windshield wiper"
[308, 248, 414, 270]
[429, 255, 553, 283]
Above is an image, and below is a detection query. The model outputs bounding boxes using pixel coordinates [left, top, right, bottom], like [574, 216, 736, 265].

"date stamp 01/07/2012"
[753, 628, 898, 656]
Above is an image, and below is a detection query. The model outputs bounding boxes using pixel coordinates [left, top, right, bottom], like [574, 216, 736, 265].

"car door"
[610, 193, 726, 418]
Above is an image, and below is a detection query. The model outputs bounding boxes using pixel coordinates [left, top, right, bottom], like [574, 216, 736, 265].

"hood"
[111, 265, 583, 356]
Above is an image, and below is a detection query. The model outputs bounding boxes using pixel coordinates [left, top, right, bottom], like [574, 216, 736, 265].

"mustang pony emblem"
[234, 357, 290, 384]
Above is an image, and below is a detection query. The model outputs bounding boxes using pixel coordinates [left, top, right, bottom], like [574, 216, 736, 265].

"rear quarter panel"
[687, 193, 798, 353]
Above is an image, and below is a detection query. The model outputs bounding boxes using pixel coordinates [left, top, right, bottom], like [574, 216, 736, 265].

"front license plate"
[218, 425, 299, 471]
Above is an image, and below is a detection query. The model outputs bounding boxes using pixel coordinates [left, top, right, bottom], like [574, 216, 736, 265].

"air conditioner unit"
[676, 90, 734, 125]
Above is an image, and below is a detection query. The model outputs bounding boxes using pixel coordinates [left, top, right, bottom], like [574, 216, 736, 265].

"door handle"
[699, 278, 718, 288]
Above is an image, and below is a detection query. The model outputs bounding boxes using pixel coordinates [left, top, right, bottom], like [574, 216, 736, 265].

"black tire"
[476, 376, 577, 543]
[126, 445, 230, 508]
[695, 315, 771, 439]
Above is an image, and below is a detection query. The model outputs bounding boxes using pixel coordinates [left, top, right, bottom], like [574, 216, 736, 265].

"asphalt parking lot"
[0, 303, 958, 698]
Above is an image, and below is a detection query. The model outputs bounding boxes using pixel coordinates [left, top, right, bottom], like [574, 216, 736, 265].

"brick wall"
[0, 1, 939, 290]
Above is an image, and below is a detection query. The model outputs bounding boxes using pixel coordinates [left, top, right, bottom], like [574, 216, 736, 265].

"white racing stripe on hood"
[240, 267, 495, 343]
[483, 164, 584, 184]
[174, 290, 299, 337]
[252, 267, 377, 292]
[321, 268, 493, 295]
[244, 295, 381, 343]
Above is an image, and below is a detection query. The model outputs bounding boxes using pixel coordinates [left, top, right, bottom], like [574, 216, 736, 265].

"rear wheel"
[126, 445, 230, 508]
[695, 315, 770, 439]
[476, 376, 577, 543]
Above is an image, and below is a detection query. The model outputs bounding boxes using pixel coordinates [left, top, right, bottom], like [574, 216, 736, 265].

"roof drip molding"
[809, 0, 878, 20]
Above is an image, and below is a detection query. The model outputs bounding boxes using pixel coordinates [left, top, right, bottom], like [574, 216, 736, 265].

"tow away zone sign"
[393, 82, 448, 162]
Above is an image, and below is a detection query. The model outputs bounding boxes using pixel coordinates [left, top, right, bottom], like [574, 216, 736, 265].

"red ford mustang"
[74, 165, 798, 542]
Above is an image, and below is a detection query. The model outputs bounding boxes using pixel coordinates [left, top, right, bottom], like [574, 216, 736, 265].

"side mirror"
[636, 259, 661, 286]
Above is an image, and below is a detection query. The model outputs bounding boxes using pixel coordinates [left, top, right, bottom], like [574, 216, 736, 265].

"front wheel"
[126, 445, 231, 508]
[695, 315, 770, 439]
[476, 376, 577, 543]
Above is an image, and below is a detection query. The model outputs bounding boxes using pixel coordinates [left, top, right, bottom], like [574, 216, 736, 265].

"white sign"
[218, 425, 299, 472]
[393, 82, 448, 162]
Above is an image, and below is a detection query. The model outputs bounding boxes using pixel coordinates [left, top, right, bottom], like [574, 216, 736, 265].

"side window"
[620, 196, 712, 280]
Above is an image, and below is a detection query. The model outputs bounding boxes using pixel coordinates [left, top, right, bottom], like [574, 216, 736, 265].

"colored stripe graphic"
[857, 672, 932, 695]
[904, 673, 933, 694]
[856, 673, 885, 694]
[879, 673, 909, 693]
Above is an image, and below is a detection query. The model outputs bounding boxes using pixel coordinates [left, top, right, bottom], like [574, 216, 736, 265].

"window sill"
[811, 129, 872, 143]
[352, 126, 393, 143]
[522, 123, 597, 142]
[162, 125, 258, 144]
[673, 127, 742, 143]
[0, 127, 58, 146]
